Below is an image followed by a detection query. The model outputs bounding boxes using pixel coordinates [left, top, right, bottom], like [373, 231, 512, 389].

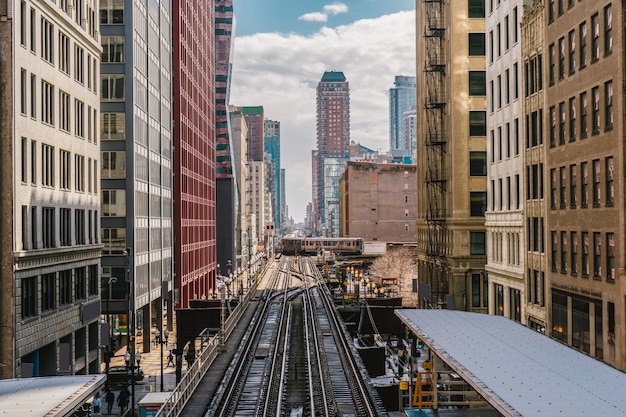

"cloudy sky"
[229, 1, 416, 224]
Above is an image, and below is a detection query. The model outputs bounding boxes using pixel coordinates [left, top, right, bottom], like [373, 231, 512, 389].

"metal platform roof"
[0, 374, 106, 416]
[396, 309, 626, 417]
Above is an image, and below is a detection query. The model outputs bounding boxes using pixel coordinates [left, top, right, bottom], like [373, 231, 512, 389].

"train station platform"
[397, 309, 626, 417]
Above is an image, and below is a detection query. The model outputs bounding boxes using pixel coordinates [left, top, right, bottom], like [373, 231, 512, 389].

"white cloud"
[230, 11, 416, 223]
[298, 12, 328, 22]
[323, 3, 349, 15]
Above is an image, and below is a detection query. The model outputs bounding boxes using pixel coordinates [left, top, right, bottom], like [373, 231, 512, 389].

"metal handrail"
[153, 285, 255, 417]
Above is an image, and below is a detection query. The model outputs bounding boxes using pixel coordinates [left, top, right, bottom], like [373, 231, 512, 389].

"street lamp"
[124, 350, 141, 414]
[154, 328, 170, 392]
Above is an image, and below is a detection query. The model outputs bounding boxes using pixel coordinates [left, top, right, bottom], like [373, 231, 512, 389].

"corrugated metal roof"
[396, 309, 626, 417]
[0, 374, 106, 416]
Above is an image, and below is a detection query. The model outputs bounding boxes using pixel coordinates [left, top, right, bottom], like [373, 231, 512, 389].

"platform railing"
[153, 278, 256, 417]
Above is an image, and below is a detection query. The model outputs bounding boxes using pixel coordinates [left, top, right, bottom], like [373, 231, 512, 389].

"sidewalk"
[98, 328, 179, 415]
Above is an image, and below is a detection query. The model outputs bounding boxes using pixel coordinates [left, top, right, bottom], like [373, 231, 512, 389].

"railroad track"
[206, 256, 386, 417]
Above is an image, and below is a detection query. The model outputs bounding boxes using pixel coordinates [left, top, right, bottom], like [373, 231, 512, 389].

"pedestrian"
[106, 389, 115, 414]
[167, 350, 174, 367]
[92, 392, 102, 416]
[117, 387, 130, 413]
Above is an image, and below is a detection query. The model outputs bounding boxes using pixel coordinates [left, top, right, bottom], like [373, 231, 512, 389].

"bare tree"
[369, 247, 417, 283]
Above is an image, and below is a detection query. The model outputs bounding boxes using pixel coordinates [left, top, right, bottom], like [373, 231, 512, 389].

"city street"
[99, 328, 180, 415]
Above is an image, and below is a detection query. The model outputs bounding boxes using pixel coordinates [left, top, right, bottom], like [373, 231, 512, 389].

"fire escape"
[423, 0, 449, 304]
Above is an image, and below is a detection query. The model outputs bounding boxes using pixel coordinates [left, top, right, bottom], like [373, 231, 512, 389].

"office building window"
[100, 0, 124, 24]
[582, 232, 589, 276]
[592, 86, 600, 134]
[59, 32, 70, 74]
[101, 74, 125, 101]
[560, 166, 566, 209]
[42, 272, 55, 311]
[548, 43, 556, 85]
[513, 62, 519, 99]
[75, 154, 85, 191]
[549, 106, 556, 147]
[469, 111, 486, 136]
[568, 30, 575, 74]
[571, 232, 578, 275]
[59, 269, 72, 306]
[41, 18, 54, 64]
[470, 232, 486, 255]
[101, 112, 125, 140]
[59, 91, 70, 132]
[604, 5, 612, 55]
[593, 232, 601, 278]
[20, 69, 27, 114]
[60, 207, 71, 246]
[75, 209, 85, 245]
[75, 45, 84, 84]
[591, 13, 599, 61]
[102, 36, 125, 63]
[560, 231, 567, 273]
[469, 71, 486, 96]
[88, 264, 98, 296]
[605, 156, 614, 205]
[579, 21, 587, 69]
[102, 189, 126, 217]
[558, 37, 565, 79]
[559, 101, 565, 145]
[75, 267, 87, 300]
[41, 80, 54, 125]
[581, 162, 588, 207]
[75, 99, 84, 138]
[21, 277, 37, 318]
[550, 168, 557, 209]
[605, 80, 613, 130]
[470, 192, 487, 216]
[569, 97, 576, 141]
[30, 74, 36, 118]
[469, 151, 487, 176]
[606, 233, 615, 280]
[468, 33, 485, 56]
[592, 159, 600, 206]
[101, 151, 126, 178]
[468, 0, 485, 18]
[570, 164, 577, 208]
[42, 144, 54, 187]
[580, 92, 588, 138]
[60, 149, 70, 190]
[551, 231, 558, 271]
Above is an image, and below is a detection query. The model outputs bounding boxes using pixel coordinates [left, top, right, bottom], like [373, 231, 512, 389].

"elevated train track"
[206, 256, 386, 417]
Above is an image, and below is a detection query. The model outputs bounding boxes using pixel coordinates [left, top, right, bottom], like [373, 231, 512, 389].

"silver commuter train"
[279, 236, 364, 255]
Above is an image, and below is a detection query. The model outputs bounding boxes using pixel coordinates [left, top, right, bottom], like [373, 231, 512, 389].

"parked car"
[107, 366, 145, 386]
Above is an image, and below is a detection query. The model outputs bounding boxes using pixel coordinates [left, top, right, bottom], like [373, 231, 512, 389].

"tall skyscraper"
[389, 75, 416, 155]
[264, 119, 281, 229]
[172, 0, 216, 312]
[315, 71, 350, 235]
[415, 0, 487, 310]
[243, 106, 264, 162]
[1, 0, 101, 378]
[100, 0, 175, 356]
[215, 0, 237, 277]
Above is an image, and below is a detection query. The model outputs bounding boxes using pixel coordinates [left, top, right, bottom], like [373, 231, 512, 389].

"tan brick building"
[339, 161, 416, 243]
[544, 0, 626, 369]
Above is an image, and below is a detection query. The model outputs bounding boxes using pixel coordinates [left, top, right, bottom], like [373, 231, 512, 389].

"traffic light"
[417, 340, 424, 349]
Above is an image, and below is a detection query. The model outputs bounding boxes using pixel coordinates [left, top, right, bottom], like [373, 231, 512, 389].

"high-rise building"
[543, 0, 626, 369]
[403, 105, 417, 157]
[485, 0, 525, 324]
[415, 0, 488, 311]
[229, 106, 254, 265]
[172, 0, 216, 306]
[389, 75, 416, 155]
[315, 71, 350, 235]
[1, 0, 102, 378]
[215, 0, 237, 277]
[264, 119, 281, 229]
[100, 0, 175, 358]
[242, 106, 264, 162]
[520, 0, 546, 333]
